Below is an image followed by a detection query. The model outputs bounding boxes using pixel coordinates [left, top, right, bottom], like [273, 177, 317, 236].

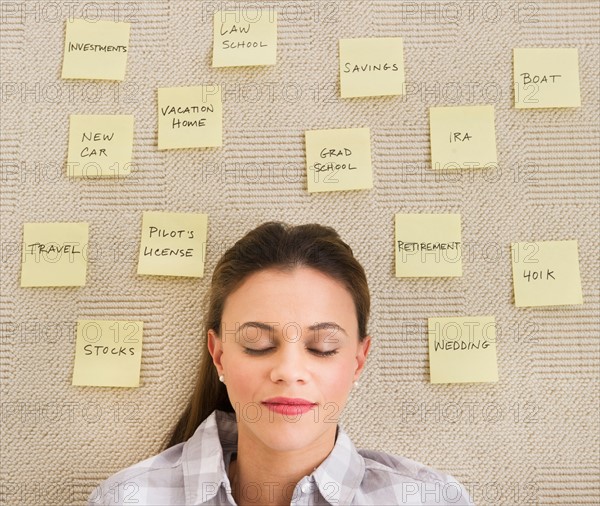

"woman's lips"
[262, 397, 317, 415]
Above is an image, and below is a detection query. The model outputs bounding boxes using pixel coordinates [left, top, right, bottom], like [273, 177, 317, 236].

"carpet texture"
[0, 1, 599, 505]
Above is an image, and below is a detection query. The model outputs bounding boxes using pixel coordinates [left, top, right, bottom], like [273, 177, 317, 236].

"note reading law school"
[213, 9, 277, 67]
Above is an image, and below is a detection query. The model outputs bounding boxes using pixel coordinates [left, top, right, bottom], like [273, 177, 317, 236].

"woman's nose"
[269, 345, 309, 384]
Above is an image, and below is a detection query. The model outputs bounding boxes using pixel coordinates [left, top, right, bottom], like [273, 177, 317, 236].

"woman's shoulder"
[87, 443, 186, 505]
[355, 448, 473, 505]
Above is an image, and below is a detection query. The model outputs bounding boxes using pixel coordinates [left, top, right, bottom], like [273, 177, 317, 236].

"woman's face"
[208, 266, 370, 453]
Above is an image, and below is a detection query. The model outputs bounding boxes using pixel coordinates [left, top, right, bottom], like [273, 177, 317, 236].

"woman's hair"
[166, 221, 370, 448]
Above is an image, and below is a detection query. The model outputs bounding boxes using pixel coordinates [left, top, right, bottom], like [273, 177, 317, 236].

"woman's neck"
[228, 426, 336, 506]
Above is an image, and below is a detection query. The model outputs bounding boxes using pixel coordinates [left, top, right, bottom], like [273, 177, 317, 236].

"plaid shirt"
[89, 410, 473, 505]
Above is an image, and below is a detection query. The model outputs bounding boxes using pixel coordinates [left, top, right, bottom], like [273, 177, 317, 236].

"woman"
[89, 222, 473, 505]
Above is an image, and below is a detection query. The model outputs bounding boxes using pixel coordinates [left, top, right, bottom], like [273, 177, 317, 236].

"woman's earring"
[219, 375, 225, 383]
[353, 380, 359, 389]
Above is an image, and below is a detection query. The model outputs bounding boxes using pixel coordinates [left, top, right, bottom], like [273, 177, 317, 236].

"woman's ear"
[354, 335, 371, 381]
[207, 329, 224, 372]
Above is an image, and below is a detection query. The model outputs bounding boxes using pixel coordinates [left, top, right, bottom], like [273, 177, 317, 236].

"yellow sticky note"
[339, 38, 405, 98]
[213, 10, 277, 67]
[429, 105, 497, 170]
[72, 320, 143, 387]
[514, 48, 581, 108]
[62, 19, 130, 81]
[158, 86, 222, 149]
[395, 214, 462, 277]
[137, 211, 208, 277]
[305, 128, 372, 193]
[21, 222, 88, 287]
[67, 115, 134, 177]
[511, 240, 583, 307]
[428, 316, 498, 384]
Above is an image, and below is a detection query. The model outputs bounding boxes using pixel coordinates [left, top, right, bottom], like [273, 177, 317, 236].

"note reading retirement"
[514, 48, 581, 108]
[395, 213, 462, 277]
[67, 114, 134, 177]
[339, 37, 405, 98]
[62, 19, 130, 80]
[21, 222, 88, 287]
[158, 86, 222, 149]
[428, 316, 498, 384]
[72, 320, 143, 387]
[511, 240, 583, 307]
[429, 105, 497, 170]
[213, 9, 277, 67]
[137, 211, 208, 277]
[305, 128, 373, 193]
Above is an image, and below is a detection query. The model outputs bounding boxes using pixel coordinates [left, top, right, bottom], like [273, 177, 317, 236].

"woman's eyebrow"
[237, 321, 275, 335]
[236, 321, 347, 337]
[307, 322, 348, 337]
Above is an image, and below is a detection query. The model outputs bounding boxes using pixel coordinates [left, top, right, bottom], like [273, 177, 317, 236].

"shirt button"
[301, 483, 312, 494]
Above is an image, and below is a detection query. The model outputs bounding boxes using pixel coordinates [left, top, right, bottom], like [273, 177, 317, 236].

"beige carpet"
[1, 1, 599, 504]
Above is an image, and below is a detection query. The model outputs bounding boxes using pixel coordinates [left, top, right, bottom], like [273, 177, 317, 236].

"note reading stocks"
[62, 18, 130, 81]
[137, 211, 208, 277]
[158, 86, 223, 149]
[428, 316, 498, 384]
[212, 9, 277, 67]
[305, 128, 373, 193]
[72, 320, 144, 388]
[21, 222, 89, 287]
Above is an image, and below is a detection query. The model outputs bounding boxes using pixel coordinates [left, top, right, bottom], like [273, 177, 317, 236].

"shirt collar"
[312, 425, 365, 505]
[182, 410, 238, 504]
[181, 410, 365, 506]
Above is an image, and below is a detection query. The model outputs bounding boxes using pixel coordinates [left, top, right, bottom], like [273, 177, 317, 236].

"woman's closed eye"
[242, 347, 339, 357]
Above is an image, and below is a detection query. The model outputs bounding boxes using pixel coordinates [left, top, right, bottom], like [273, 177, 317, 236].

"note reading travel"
[21, 222, 88, 287]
